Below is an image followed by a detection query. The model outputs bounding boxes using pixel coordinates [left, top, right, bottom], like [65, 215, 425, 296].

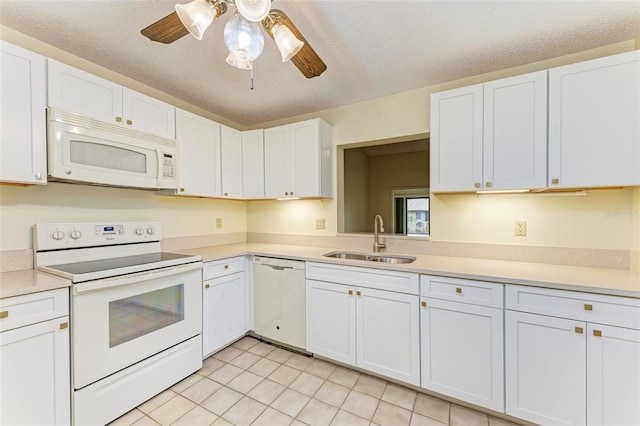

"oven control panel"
[33, 222, 162, 251]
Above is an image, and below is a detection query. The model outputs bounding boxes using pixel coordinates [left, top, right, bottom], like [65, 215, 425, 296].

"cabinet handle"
[455, 287, 462, 294]
[285, 192, 289, 196]
[575, 326, 583, 334]
[0, 311, 8, 319]
[224, 265, 229, 269]
[474, 183, 481, 189]
[593, 330, 602, 337]
[205, 284, 210, 289]
[551, 178, 559, 184]
[115, 116, 122, 123]
[60, 322, 68, 330]
[290, 192, 294, 196]
[224, 193, 228, 196]
[126, 119, 133, 125]
[485, 182, 493, 188]
[421, 301, 427, 308]
[356, 291, 361, 296]
[180, 188, 185, 192]
[348, 290, 353, 295]
[584, 304, 593, 311]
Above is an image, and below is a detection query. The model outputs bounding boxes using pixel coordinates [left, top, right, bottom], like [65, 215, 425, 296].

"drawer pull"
[356, 291, 361, 296]
[455, 287, 462, 294]
[584, 304, 593, 311]
[126, 119, 133, 125]
[575, 326, 583, 334]
[205, 284, 210, 289]
[224, 265, 229, 269]
[115, 116, 122, 123]
[60, 322, 68, 330]
[348, 290, 353, 295]
[0, 311, 8, 319]
[421, 301, 427, 308]
[593, 330, 602, 337]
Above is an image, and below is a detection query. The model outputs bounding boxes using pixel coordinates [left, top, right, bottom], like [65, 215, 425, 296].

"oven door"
[71, 263, 202, 389]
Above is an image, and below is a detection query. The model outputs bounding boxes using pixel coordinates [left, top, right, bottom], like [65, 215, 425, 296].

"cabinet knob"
[551, 178, 559, 184]
[0, 311, 8, 319]
[474, 183, 481, 189]
[584, 304, 593, 311]
[575, 326, 583, 334]
[224, 265, 229, 269]
[356, 291, 361, 296]
[60, 322, 68, 330]
[180, 188, 185, 192]
[205, 284, 210, 289]
[348, 290, 353, 295]
[290, 191, 294, 196]
[224, 192, 228, 196]
[421, 301, 427, 308]
[456, 287, 462, 294]
[126, 119, 133, 125]
[485, 182, 492, 188]
[285, 192, 289, 196]
[593, 329, 602, 337]
[116, 116, 122, 123]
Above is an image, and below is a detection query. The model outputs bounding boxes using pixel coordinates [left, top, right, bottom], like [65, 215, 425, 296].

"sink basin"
[323, 251, 416, 264]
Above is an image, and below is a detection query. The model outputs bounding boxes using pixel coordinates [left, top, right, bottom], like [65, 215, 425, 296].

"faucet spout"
[373, 214, 386, 253]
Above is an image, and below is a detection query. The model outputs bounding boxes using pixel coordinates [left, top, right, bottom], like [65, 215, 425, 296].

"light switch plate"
[216, 218, 222, 229]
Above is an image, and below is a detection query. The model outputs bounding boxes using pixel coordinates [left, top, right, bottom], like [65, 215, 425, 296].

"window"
[393, 189, 430, 237]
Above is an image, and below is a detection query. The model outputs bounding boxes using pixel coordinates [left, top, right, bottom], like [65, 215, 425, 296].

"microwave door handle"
[156, 148, 163, 187]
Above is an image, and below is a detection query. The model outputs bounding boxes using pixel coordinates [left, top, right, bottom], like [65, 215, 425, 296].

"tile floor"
[109, 337, 521, 426]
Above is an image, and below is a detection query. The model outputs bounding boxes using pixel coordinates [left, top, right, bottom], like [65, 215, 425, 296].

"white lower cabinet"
[202, 257, 247, 357]
[306, 262, 420, 386]
[505, 285, 640, 426]
[0, 288, 70, 426]
[420, 275, 504, 412]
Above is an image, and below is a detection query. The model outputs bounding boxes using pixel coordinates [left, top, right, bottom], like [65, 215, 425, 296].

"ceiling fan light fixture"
[235, 0, 271, 22]
[271, 22, 304, 62]
[224, 13, 264, 62]
[226, 52, 253, 69]
[175, 0, 216, 40]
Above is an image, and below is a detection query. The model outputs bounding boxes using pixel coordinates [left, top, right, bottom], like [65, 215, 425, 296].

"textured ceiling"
[1, 0, 640, 127]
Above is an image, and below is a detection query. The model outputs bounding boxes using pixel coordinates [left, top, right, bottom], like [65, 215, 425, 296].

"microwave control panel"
[162, 153, 176, 179]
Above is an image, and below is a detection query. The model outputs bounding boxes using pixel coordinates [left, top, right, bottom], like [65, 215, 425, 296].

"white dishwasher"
[253, 256, 306, 350]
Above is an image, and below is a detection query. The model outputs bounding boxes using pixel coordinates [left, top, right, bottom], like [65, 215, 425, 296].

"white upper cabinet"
[242, 129, 265, 199]
[430, 71, 547, 192]
[220, 125, 243, 198]
[264, 118, 333, 199]
[48, 59, 175, 139]
[548, 50, 640, 189]
[175, 108, 221, 197]
[0, 41, 47, 185]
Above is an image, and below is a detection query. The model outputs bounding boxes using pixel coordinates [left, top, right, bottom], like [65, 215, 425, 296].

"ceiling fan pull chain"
[250, 64, 254, 90]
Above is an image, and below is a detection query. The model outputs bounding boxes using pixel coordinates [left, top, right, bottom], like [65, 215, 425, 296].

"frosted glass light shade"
[224, 14, 264, 62]
[235, 0, 270, 22]
[271, 23, 304, 62]
[226, 52, 252, 69]
[175, 0, 215, 40]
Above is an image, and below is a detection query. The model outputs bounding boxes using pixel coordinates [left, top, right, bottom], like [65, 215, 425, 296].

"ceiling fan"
[140, 0, 326, 78]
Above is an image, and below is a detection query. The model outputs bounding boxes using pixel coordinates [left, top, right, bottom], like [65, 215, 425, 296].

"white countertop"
[0, 269, 71, 299]
[179, 242, 640, 298]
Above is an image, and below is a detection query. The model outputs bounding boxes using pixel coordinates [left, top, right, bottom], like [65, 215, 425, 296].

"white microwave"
[47, 108, 179, 190]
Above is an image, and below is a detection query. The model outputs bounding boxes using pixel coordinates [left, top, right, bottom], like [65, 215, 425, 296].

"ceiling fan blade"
[263, 9, 327, 79]
[141, 11, 189, 44]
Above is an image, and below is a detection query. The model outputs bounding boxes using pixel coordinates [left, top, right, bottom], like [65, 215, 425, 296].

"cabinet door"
[587, 323, 640, 426]
[264, 124, 291, 198]
[421, 298, 504, 411]
[357, 287, 420, 386]
[175, 108, 221, 197]
[122, 88, 175, 139]
[242, 129, 265, 199]
[483, 71, 547, 190]
[0, 41, 47, 185]
[221, 125, 243, 198]
[505, 310, 586, 426]
[306, 279, 356, 366]
[48, 59, 123, 123]
[290, 119, 320, 198]
[430, 84, 483, 192]
[0, 317, 70, 426]
[548, 50, 640, 188]
[202, 272, 246, 357]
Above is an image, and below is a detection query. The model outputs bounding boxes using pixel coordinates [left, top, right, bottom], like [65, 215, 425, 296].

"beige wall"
[343, 149, 369, 233]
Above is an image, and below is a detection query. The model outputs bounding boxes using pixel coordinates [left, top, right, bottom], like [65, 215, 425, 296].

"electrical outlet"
[514, 221, 527, 236]
[216, 218, 222, 229]
[316, 218, 326, 230]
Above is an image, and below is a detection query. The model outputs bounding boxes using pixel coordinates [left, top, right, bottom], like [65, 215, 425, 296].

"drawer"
[421, 275, 503, 308]
[0, 288, 69, 332]
[506, 285, 640, 329]
[306, 262, 419, 295]
[203, 257, 245, 280]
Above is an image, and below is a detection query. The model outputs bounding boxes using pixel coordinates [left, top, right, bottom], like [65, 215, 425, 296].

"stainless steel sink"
[323, 251, 416, 264]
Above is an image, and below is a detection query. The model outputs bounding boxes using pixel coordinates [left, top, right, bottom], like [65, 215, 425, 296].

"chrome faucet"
[373, 214, 386, 253]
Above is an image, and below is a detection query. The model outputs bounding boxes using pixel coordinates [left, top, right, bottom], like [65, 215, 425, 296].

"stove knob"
[50, 230, 65, 240]
[69, 229, 82, 240]
[146, 227, 155, 235]
[135, 227, 145, 236]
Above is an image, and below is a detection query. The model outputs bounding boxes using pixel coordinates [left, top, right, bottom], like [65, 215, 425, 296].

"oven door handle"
[72, 262, 202, 295]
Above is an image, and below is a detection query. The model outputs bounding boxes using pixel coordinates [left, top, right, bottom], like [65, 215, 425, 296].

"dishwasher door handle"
[266, 265, 292, 271]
